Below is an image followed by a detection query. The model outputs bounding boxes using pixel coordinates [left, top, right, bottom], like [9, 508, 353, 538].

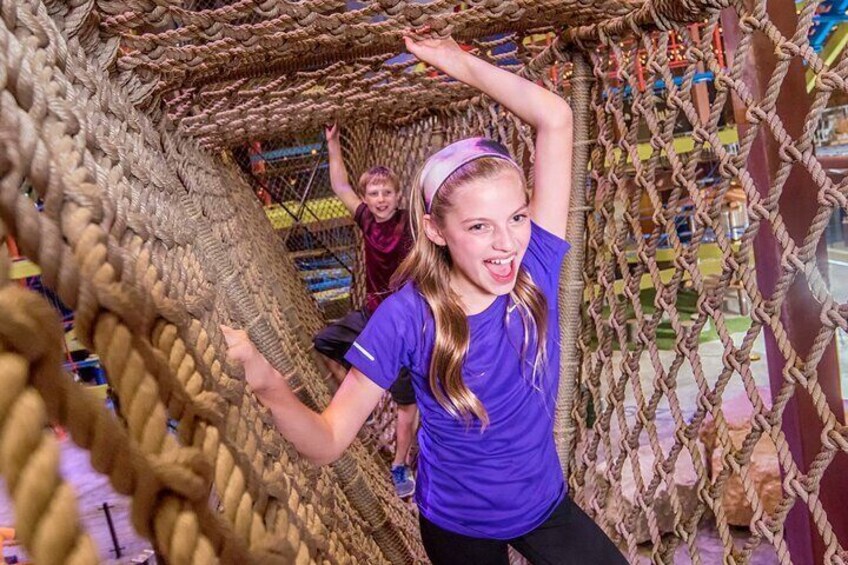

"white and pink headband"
[420, 137, 520, 213]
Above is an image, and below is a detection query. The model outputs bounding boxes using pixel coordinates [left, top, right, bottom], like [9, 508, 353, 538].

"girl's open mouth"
[484, 256, 516, 283]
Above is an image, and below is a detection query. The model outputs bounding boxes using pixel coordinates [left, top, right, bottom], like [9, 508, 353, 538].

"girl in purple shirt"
[223, 36, 624, 564]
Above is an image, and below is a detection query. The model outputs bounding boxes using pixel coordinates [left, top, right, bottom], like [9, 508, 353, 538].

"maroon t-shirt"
[355, 203, 413, 313]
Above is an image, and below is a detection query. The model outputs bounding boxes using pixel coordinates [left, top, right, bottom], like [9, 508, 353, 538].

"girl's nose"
[492, 229, 512, 251]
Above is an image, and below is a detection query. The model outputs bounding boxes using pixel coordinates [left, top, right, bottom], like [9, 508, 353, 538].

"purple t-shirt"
[355, 203, 413, 313]
[346, 222, 571, 539]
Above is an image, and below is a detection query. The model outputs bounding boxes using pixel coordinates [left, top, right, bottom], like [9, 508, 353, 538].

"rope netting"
[569, 0, 848, 562]
[88, 0, 630, 137]
[0, 0, 847, 563]
[230, 133, 361, 321]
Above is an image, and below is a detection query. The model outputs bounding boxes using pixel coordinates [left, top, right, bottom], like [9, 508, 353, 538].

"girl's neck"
[449, 272, 499, 316]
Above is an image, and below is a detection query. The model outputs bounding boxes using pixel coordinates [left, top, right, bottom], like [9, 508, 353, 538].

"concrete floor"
[627, 245, 848, 563]
[0, 438, 153, 564]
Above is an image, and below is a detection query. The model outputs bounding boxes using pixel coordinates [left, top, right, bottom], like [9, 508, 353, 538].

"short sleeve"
[344, 288, 417, 389]
[521, 222, 571, 297]
[354, 202, 370, 229]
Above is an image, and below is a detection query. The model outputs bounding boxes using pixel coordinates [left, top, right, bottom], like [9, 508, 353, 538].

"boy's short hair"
[357, 166, 399, 195]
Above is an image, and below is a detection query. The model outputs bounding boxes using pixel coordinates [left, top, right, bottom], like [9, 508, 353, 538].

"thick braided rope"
[46, 0, 626, 143]
[0, 232, 240, 562]
[104, 0, 628, 92]
[0, 356, 100, 565]
[1, 1, 407, 562]
[0, 287, 258, 562]
[0, 235, 99, 565]
[555, 51, 592, 476]
[0, 9, 306, 561]
[148, 0, 734, 146]
[148, 28, 423, 565]
[41, 0, 424, 556]
[166, 131, 421, 562]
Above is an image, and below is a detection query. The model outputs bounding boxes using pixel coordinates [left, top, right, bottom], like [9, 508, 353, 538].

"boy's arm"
[405, 37, 573, 238]
[325, 124, 363, 215]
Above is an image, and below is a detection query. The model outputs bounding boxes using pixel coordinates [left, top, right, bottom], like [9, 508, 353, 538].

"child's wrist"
[254, 376, 291, 408]
[243, 353, 267, 376]
[251, 371, 289, 408]
[439, 49, 473, 78]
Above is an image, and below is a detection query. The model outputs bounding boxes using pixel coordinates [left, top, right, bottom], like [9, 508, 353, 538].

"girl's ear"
[422, 214, 447, 246]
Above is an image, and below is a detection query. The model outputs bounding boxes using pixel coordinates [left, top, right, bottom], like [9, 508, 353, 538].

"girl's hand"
[221, 325, 258, 365]
[403, 35, 468, 73]
[221, 325, 280, 397]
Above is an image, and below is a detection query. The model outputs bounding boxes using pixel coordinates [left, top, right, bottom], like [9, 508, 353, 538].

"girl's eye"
[469, 223, 486, 232]
[512, 213, 528, 223]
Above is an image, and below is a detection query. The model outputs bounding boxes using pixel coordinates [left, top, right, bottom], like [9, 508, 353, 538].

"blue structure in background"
[811, 0, 848, 51]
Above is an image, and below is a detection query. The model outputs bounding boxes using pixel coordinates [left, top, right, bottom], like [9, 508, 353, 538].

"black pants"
[313, 309, 415, 405]
[419, 496, 627, 565]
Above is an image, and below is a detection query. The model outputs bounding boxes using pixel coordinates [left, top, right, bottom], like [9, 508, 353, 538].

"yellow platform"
[9, 258, 40, 279]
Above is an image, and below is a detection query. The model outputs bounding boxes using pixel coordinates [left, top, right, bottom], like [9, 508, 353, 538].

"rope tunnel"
[0, 0, 847, 562]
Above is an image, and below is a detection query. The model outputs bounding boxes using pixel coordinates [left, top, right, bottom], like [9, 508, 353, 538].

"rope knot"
[738, 15, 760, 33]
[649, 0, 731, 29]
[821, 425, 848, 452]
[814, 71, 842, 93]
[745, 105, 767, 125]
[773, 39, 798, 62]
[686, 47, 705, 64]
[819, 186, 846, 209]
[777, 141, 801, 164]
[149, 448, 213, 502]
[822, 307, 847, 332]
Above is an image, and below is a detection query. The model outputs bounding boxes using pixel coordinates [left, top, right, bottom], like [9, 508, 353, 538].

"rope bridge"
[0, 0, 846, 563]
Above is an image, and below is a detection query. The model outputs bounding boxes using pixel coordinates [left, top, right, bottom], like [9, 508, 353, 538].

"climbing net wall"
[569, 0, 848, 562]
[233, 131, 362, 321]
[1, 0, 847, 564]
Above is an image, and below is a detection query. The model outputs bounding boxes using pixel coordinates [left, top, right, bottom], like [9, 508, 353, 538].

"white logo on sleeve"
[353, 342, 375, 361]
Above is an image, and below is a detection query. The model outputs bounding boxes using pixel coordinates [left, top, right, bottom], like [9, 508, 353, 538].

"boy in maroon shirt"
[313, 124, 417, 498]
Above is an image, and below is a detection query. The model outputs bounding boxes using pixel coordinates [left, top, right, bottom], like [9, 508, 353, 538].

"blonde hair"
[357, 166, 399, 195]
[391, 157, 549, 428]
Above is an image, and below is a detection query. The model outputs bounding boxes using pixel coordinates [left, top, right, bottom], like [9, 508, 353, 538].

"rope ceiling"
[74, 0, 652, 148]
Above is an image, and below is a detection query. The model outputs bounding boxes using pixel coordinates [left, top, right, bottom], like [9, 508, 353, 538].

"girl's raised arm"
[405, 37, 574, 237]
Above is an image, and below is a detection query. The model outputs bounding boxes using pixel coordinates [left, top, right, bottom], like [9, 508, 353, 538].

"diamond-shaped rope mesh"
[231, 132, 360, 321]
[569, 1, 848, 562]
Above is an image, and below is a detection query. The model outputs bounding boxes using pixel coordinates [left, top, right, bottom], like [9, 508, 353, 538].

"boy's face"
[363, 181, 400, 222]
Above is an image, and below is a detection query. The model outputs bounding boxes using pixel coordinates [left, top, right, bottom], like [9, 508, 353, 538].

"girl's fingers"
[221, 325, 248, 348]
[410, 24, 432, 39]
[227, 343, 255, 364]
[403, 25, 437, 46]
